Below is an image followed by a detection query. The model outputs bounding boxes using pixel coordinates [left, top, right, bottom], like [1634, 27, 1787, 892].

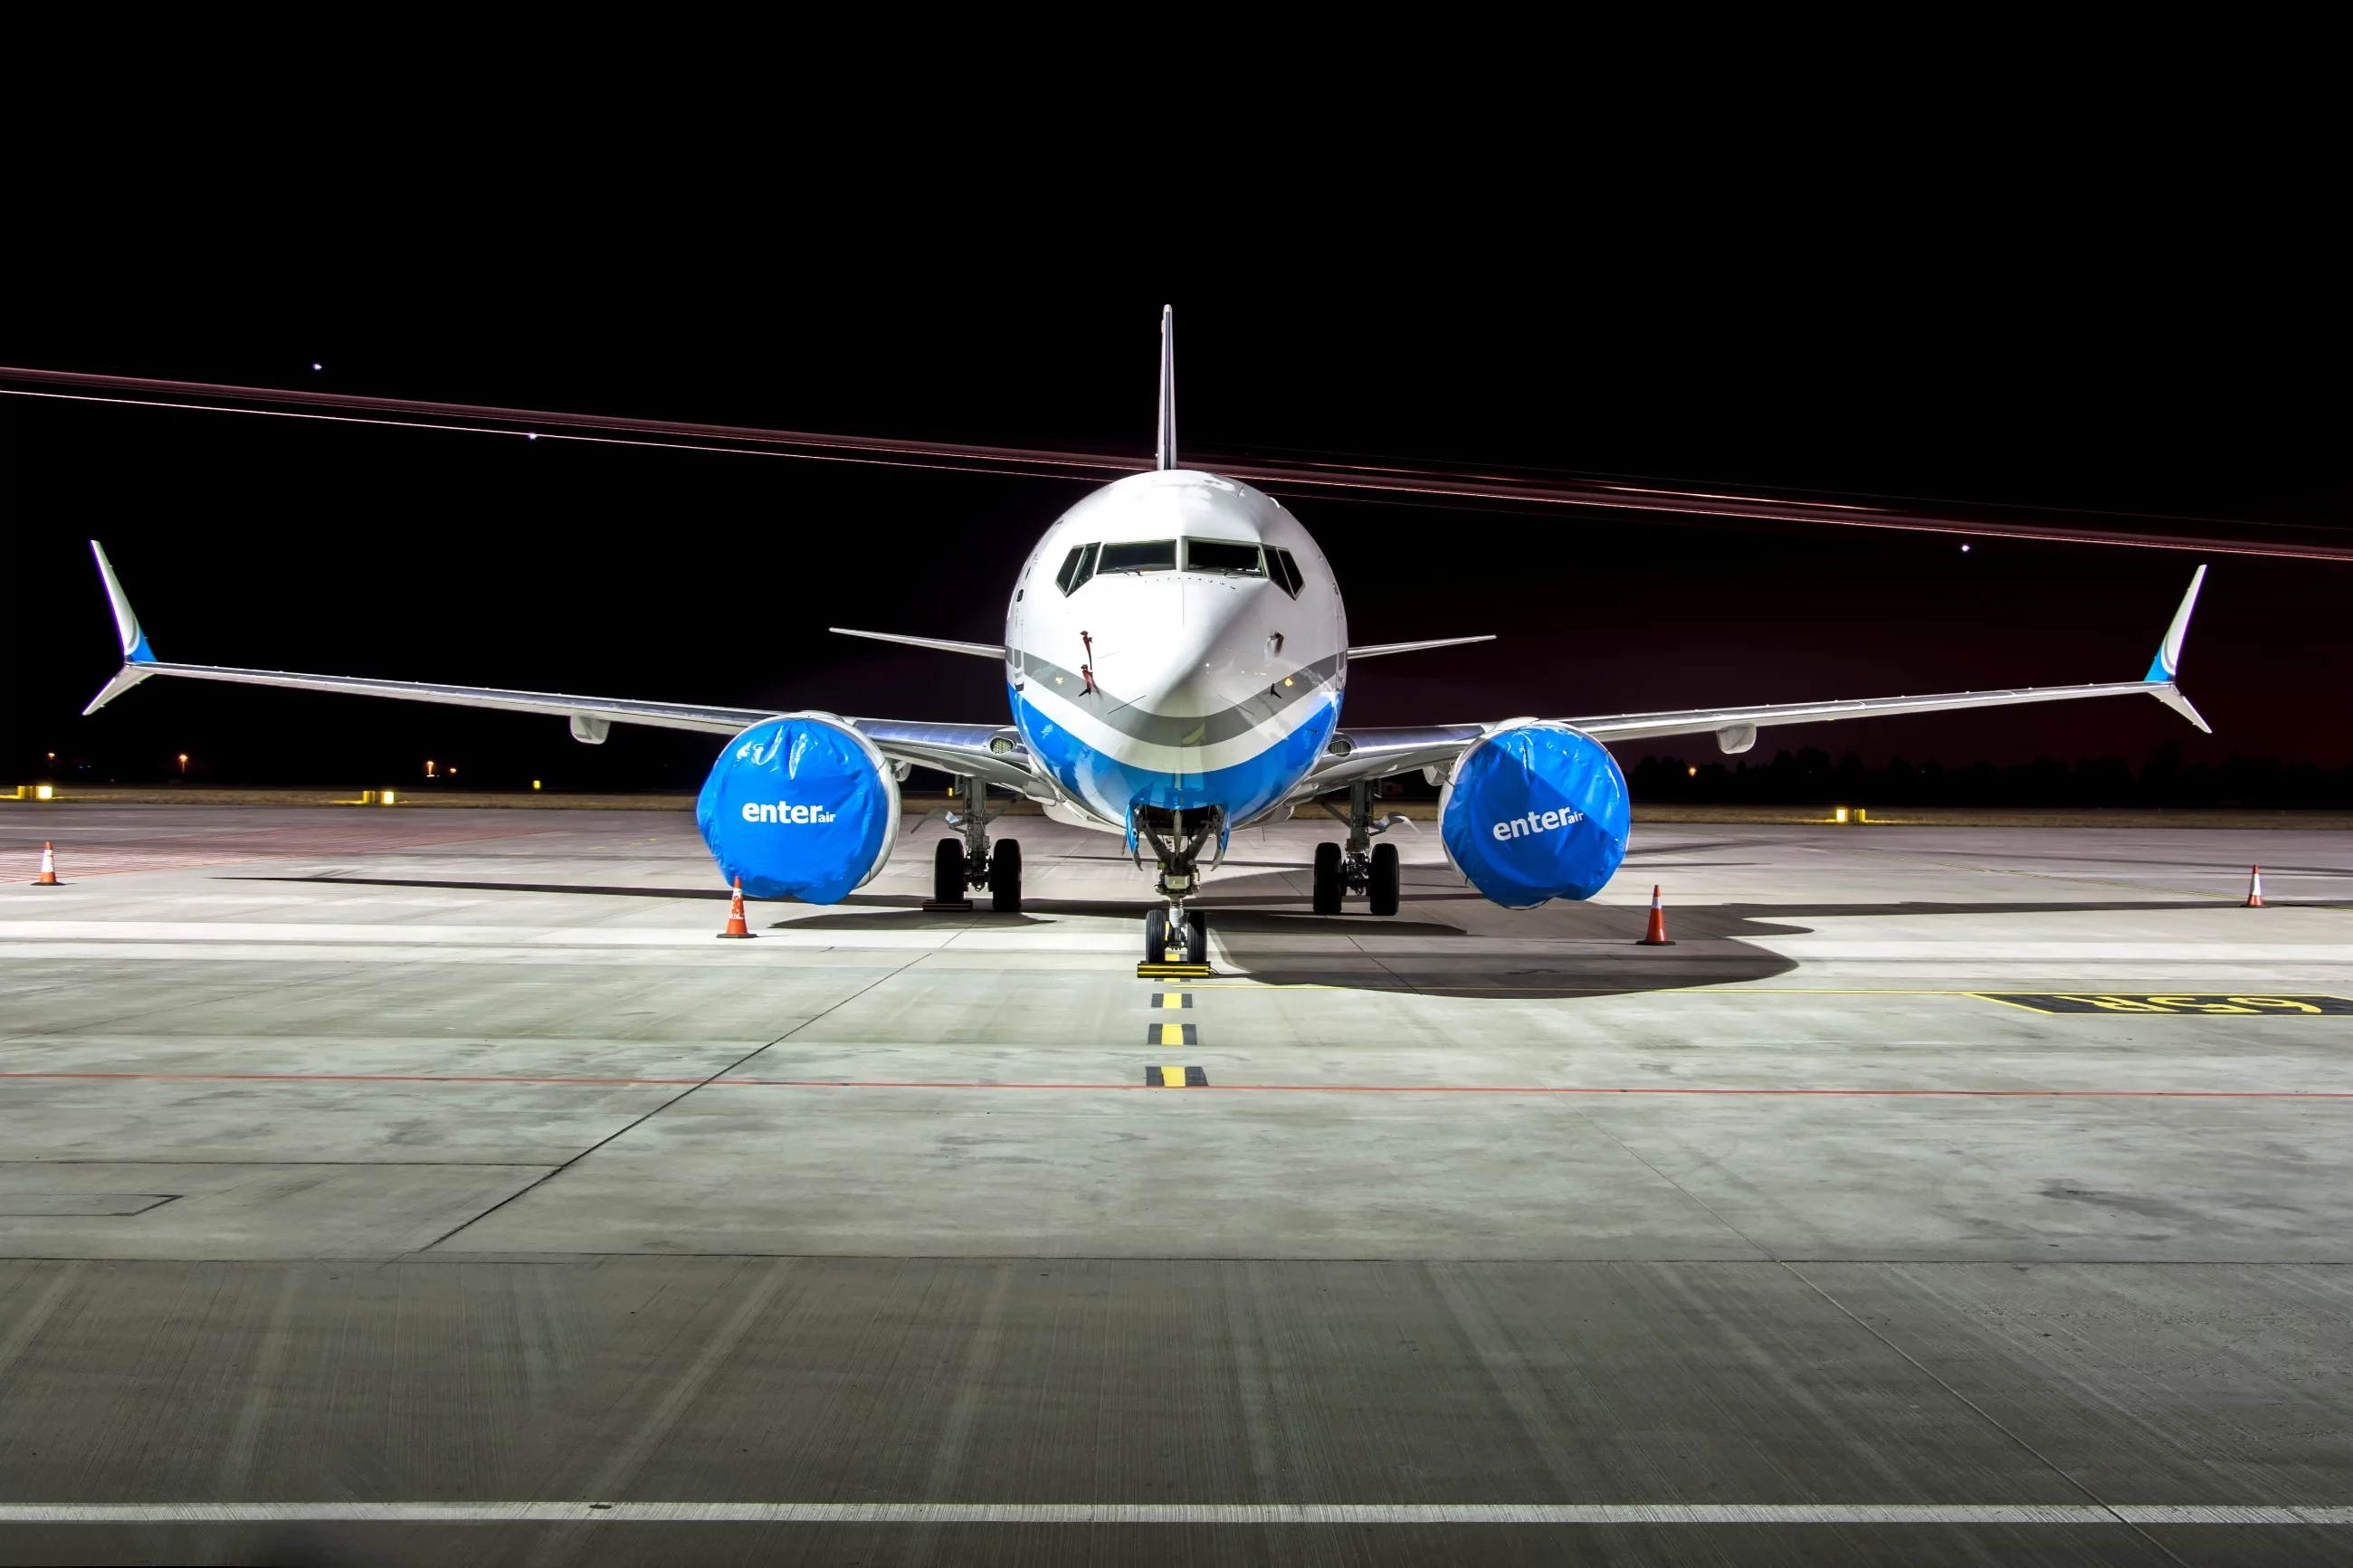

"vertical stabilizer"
[1156, 305, 1176, 470]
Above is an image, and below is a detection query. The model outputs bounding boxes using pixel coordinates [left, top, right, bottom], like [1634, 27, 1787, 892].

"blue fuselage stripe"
[1012, 687, 1338, 822]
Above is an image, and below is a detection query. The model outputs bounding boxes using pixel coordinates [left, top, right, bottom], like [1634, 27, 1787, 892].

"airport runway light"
[1834, 806, 1851, 824]
[177, 753, 188, 774]
[425, 760, 435, 779]
[1687, 765, 1697, 778]
[34, 784, 53, 801]
[532, 780, 541, 791]
[381, 790, 397, 805]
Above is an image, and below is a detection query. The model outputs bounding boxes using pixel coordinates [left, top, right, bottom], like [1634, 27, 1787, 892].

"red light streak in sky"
[4, 364, 2345, 561]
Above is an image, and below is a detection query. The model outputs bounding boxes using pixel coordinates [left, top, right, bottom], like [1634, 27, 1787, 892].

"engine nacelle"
[696, 713, 900, 903]
[1439, 722, 1631, 908]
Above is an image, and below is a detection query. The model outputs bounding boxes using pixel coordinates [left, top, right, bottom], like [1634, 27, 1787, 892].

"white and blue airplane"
[81, 308, 2210, 960]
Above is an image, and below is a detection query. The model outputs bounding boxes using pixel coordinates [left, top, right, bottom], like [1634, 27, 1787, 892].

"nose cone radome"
[1098, 579, 1267, 717]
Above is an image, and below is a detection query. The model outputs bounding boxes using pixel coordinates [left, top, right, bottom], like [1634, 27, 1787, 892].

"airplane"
[78, 307, 2211, 962]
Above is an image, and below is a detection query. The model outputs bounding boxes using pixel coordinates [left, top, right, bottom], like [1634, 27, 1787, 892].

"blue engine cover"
[1440, 722, 1631, 908]
[696, 713, 900, 903]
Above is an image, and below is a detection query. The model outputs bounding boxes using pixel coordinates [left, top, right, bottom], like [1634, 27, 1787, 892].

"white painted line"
[0, 1502, 2344, 1526]
[1755, 940, 2353, 963]
[0, 921, 1144, 954]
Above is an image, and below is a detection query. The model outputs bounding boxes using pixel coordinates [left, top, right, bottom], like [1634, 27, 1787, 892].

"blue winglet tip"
[2142, 653, 2170, 684]
[127, 630, 156, 665]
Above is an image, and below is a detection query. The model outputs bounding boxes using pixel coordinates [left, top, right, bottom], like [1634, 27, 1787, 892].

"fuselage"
[1005, 470, 1347, 832]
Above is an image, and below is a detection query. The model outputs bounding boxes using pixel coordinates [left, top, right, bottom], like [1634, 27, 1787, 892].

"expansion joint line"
[1559, 1107, 2192, 1568]
[1778, 1269, 2191, 1567]
[406, 951, 930, 1256]
[1817, 841, 2220, 905]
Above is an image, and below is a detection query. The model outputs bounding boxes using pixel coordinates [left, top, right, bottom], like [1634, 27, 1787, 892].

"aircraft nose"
[1127, 582, 1261, 715]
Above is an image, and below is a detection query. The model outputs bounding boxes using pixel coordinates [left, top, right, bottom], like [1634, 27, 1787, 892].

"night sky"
[7, 198, 2345, 794]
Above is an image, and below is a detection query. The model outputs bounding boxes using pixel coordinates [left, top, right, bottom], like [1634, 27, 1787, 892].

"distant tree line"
[1626, 746, 2353, 809]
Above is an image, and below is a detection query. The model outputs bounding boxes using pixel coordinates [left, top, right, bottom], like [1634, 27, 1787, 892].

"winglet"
[1155, 305, 1176, 471]
[2148, 682, 2212, 734]
[83, 541, 160, 715]
[2143, 565, 2205, 683]
[90, 541, 155, 664]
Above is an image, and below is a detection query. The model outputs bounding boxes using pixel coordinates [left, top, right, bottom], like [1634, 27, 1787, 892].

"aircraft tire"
[933, 837, 966, 905]
[1311, 841, 1343, 916]
[988, 838, 1023, 912]
[1368, 841, 1400, 917]
[1144, 906, 1169, 961]
[1185, 908, 1208, 964]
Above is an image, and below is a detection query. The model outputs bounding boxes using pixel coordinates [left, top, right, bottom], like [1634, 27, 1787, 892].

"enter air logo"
[740, 803, 837, 824]
[1491, 807, 1583, 842]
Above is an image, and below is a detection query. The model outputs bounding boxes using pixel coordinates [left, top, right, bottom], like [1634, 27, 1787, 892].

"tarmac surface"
[2, 803, 2351, 1564]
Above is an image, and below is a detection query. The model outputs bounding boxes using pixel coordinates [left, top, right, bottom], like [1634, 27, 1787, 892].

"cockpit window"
[1055, 542, 1100, 594]
[1096, 539, 1176, 575]
[1184, 538, 1264, 576]
[1267, 546, 1306, 597]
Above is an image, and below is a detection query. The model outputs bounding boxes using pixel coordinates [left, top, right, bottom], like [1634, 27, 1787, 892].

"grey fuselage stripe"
[1008, 650, 1340, 748]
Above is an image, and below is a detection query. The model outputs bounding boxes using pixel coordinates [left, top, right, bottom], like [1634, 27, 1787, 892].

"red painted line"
[0, 1070, 706, 1087]
[2, 1071, 2349, 1099]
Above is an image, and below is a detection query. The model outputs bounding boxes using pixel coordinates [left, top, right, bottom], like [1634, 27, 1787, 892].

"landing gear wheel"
[1144, 906, 1169, 961]
[988, 838, 1023, 913]
[1184, 909, 1208, 964]
[1311, 841, 1343, 915]
[932, 837, 967, 905]
[1367, 841, 1400, 917]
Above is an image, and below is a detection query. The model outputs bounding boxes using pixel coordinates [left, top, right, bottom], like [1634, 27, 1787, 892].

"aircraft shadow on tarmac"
[261, 873, 2267, 1003]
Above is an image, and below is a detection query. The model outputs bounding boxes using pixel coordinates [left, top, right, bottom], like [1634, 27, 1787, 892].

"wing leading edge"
[79, 542, 1043, 795]
[1310, 567, 2213, 794]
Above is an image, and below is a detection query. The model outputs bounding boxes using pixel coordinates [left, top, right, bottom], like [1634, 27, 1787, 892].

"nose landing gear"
[1144, 905, 1208, 964]
[1310, 779, 1406, 917]
[1136, 805, 1221, 966]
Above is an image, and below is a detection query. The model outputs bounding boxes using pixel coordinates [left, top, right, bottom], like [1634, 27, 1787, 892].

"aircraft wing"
[1307, 567, 2212, 793]
[81, 543, 1045, 795]
[849, 717, 1043, 796]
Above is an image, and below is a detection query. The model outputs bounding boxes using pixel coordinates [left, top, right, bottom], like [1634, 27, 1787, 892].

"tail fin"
[1155, 304, 1176, 471]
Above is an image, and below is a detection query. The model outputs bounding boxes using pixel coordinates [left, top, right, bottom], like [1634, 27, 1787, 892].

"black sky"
[7, 119, 2344, 792]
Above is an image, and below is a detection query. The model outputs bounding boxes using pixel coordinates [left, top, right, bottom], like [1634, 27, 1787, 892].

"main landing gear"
[1135, 804, 1220, 963]
[1311, 778, 1404, 917]
[930, 774, 1022, 912]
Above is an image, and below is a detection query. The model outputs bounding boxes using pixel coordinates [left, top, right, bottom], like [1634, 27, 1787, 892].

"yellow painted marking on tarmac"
[1976, 993, 2353, 1016]
[1972, 993, 2059, 1013]
[1176, 984, 2228, 996]
[1164, 1063, 1188, 1087]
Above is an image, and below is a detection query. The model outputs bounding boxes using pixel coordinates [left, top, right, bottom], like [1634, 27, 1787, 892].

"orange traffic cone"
[716, 877, 756, 938]
[1636, 883, 1674, 946]
[2245, 866, 2264, 908]
[33, 842, 61, 886]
